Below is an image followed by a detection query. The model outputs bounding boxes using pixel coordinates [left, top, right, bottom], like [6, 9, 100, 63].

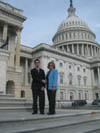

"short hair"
[34, 59, 40, 63]
[47, 61, 55, 69]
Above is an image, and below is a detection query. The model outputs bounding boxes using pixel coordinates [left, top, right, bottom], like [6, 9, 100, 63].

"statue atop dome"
[70, 0, 73, 8]
[68, 0, 76, 17]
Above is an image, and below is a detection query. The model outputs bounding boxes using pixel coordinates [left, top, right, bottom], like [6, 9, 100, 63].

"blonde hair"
[47, 61, 56, 69]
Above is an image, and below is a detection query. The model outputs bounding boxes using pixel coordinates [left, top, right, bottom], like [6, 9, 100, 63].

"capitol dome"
[52, 1, 100, 58]
[57, 15, 91, 33]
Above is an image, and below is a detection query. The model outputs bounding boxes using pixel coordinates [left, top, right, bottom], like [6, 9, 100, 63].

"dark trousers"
[47, 89, 56, 113]
[32, 89, 45, 113]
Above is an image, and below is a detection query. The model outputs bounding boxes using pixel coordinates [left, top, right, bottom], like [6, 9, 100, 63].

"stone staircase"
[0, 94, 32, 112]
[0, 94, 100, 133]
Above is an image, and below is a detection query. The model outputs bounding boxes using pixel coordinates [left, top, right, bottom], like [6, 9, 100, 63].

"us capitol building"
[0, 0, 100, 102]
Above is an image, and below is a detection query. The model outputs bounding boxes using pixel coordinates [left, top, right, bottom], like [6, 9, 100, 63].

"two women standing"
[31, 59, 58, 115]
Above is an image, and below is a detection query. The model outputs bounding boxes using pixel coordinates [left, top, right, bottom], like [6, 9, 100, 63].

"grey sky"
[1, 0, 100, 47]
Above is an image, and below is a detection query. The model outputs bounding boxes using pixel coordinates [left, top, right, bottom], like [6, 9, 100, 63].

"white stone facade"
[0, 1, 100, 102]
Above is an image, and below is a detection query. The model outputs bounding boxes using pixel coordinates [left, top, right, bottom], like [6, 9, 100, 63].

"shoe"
[32, 112, 37, 115]
[40, 112, 45, 115]
[47, 112, 56, 115]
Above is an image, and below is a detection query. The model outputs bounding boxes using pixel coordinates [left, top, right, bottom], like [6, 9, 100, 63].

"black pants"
[47, 89, 56, 113]
[32, 89, 45, 113]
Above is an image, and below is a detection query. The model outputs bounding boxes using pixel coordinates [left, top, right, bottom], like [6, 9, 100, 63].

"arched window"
[6, 80, 15, 95]
[59, 62, 63, 67]
[77, 67, 80, 71]
[69, 73, 73, 85]
[83, 77, 87, 87]
[79, 92, 82, 100]
[77, 76, 81, 87]
[60, 91, 64, 100]
[70, 92, 74, 100]
[60, 74, 64, 84]
[85, 92, 88, 100]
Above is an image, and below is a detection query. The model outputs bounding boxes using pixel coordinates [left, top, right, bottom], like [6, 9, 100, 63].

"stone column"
[97, 67, 100, 86]
[97, 48, 99, 57]
[15, 28, 21, 69]
[91, 45, 93, 57]
[25, 58, 28, 85]
[62, 45, 65, 51]
[87, 44, 89, 56]
[2, 23, 8, 42]
[99, 48, 100, 57]
[94, 47, 97, 57]
[67, 45, 70, 52]
[77, 44, 79, 55]
[91, 69, 95, 87]
[72, 44, 74, 54]
[81, 44, 84, 56]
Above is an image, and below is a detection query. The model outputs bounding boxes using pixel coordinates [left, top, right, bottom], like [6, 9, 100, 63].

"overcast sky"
[1, 0, 100, 47]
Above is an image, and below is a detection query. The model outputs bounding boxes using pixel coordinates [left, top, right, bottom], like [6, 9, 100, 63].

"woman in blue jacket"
[46, 61, 58, 115]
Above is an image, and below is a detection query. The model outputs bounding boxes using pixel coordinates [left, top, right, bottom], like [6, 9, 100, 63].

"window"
[60, 92, 64, 100]
[78, 76, 81, 87]
[69, 73, 73, 85]
[77, 67, 80, 71]
[84, 78, 87, 87]
[95, 93, 99, 100]
[79, 92, 82, 100]
[21, 90, 25, 98]
[69, 32, 71, 39]
[62, 34, 64, 40]
[69, 65, 71, 69]
[70, 92, 74, 100]
[66, 34, 68, 39]
[60, 62, 63, 67]
[83, 68, 86, 72]
[85, 92, 88, 100]
[60, 74, 63, 84]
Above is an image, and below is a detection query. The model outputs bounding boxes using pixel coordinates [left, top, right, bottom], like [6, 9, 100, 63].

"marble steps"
[0, 101, 32, 107]
[0, 94, 32, 112]
[0, 107, 32, 112]
[0, 94, 15, 98]
[1, 111, 100, 133]
[0, 97, 27, 102]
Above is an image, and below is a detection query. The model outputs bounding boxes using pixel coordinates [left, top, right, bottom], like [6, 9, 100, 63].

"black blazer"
[31, 68, 45, 90]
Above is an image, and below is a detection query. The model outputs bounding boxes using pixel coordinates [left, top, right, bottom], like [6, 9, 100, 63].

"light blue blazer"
[46, 69, 58, 90]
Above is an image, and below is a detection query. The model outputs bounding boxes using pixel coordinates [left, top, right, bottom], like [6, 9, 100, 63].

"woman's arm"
[52, 69, 58, 88]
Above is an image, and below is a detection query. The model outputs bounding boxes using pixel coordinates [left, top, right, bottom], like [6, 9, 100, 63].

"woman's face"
[49, 63, 53, 70]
